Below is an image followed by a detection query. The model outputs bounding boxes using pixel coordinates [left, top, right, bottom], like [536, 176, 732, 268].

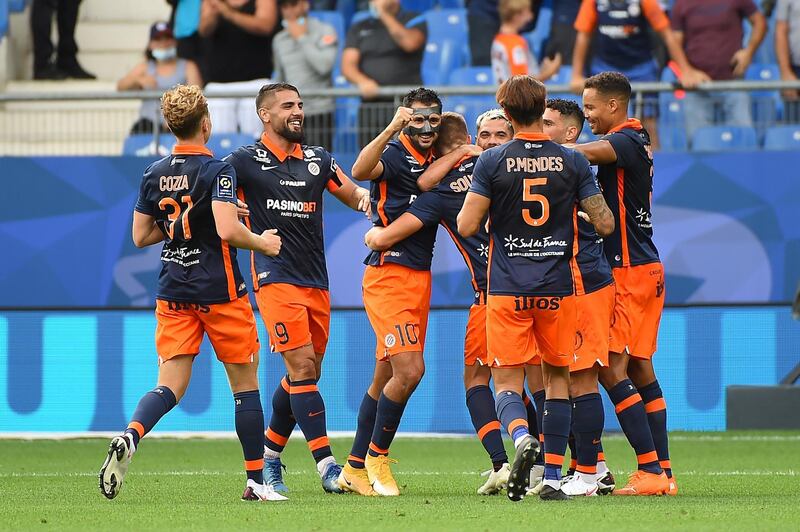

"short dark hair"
[546, 98, 584, 131]
[496, 75, 546, 126]
[584, 71, 631, 104]
[256, 82, 300, 109]
[402, 87, 442, 109]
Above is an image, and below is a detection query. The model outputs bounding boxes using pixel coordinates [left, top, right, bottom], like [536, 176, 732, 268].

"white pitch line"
[1, 470, 796, 479]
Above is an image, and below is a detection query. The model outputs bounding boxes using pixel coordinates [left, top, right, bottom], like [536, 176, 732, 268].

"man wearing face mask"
[272, 0, 338, 149]
[343, 0, 427, 148]
[118, 22, 204, 135]
[340, 88, 441, 497]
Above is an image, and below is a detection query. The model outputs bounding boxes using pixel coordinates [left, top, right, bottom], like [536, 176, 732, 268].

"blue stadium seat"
[444, 95, 497, 137]
[337, 0, 357, 28]
[403, 0, 435, 13]
[546, 65, 572, 88]
[333, 75, 360, 156]
[350, 10, 371, 26]
[763, 125, 800, 151]
[522, 5, 551, 60]
[207, 133, 255, 158]
[10, 0, 26, 11]
[437, 0, 464, 8]
[0, 0, 8, 39]
[746, 63, 782, 126]
[122, 134, 174, 157]
[449, 66, 492, 86]
[658, 125, 689, 152]
[309, 10, 345, 80]
[423, 8, 469, 84]
[691, 126, 758, 152]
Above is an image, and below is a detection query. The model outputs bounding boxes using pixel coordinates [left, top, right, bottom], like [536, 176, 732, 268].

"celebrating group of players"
[99, 70, 675, 503]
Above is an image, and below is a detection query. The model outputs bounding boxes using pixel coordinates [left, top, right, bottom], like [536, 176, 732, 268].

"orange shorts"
[571, 283, 615, 373]
[362, 263, 431, 360]
[255, 283, 331, 354]
[610, 263, 665, 359]
[464, 302, 488, 366]
[155, 296, 259, 364]
[486, 294, 577, 368]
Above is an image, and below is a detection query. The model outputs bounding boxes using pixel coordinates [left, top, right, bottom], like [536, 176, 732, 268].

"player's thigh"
[532, 295, 576, 368]
[491, 366, 526, 395]
[363, 265, 430, 360]
[463, 303, 488, 367]
[486, 295, 537, 367]
[572, 284, 614, 373]
[154, 299, 204, 364]
[464, 362, 491, 389]
[569, 365, 600, 397]
[525, 360, 544, 393]
[200, 296, 260, 364]
[255, 284, 313, 353]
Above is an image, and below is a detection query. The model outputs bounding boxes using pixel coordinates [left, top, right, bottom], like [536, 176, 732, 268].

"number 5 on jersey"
[522, 177, 549, 226]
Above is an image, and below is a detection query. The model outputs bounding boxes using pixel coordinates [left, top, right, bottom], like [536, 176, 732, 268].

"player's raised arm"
[132, 211, 164, 247]
[364, 212, 425, 251]
[579, 193, 615, 237]
[573, 139, 617, 165]
[457, 192, 490, 238]
[417, 144, 482, 192]
[351, 106, 413, 181]
[327, 163, 371, 214]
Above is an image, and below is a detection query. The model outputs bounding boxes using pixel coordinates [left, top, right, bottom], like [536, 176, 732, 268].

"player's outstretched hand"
[236, 199, 250, 219]
[390, 107, 414, 133]
[260, 229, 281, 256]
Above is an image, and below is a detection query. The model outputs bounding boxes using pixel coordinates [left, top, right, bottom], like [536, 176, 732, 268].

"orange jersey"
[491, 33, 535, 84]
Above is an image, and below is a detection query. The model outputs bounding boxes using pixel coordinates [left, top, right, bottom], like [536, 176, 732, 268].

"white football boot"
[477, 463, 510, 495]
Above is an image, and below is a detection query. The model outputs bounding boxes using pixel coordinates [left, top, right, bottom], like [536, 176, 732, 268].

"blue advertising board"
[1, 305, 798, 433]
[1, 151, 799, 307]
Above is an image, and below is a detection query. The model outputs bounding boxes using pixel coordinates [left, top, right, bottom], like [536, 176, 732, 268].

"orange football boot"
[614, 470, 670, 496]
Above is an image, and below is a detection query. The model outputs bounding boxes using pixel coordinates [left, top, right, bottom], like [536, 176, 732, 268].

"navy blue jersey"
[470, 133, 602, 297]
[365, 133, 438, 270]
[408, 155, 489, 297]
[226, 133, 347, 291]
[573, 213, 614, 295]
[574, 0, 670, 70]
[134, 145, 246, 304]
[597, 119, 660, 268]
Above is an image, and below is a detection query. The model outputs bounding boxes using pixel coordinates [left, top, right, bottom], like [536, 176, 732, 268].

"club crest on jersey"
[384, 333, 397, 348]
[307, 162, 320, 176]
[217, 174, 234, 198]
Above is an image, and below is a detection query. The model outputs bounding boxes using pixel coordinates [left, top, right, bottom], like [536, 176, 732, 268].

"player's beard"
[278, 120, 304, 143]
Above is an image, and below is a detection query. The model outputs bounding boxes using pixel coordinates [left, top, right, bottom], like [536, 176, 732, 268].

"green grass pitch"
[1, 432, 799, 531]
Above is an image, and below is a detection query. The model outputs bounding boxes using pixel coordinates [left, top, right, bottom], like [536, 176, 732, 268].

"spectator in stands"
[166, 0, 203, 63]
[118, 22, 203, 135]
[671, 0, 767, 139]
[544, 0, 580, 66]
[31, 0, 96, 79]
[491, 0, 560, 84]
[198, 0, 278, 83]
[776, 0, 800, 122]
[571, 0, 709, 149]
[468, 0, 541, 66]
[342, 0, 427, 147]
[272, 0, 338, 148]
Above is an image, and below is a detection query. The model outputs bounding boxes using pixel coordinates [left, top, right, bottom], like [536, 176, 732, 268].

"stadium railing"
[1, 80, 799, 157]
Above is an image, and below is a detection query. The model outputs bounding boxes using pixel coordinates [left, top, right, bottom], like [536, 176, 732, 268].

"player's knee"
[627, 358, 656, 388]
[286, 355, 317, 382]
[394, 361, 425, 390]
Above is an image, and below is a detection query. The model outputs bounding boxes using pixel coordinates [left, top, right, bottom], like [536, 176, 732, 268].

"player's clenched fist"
[389, 107, 414, 133]
[260, 229, 282, 256]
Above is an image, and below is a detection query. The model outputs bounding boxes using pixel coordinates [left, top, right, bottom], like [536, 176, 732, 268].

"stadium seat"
[763, 125, 800, 151]
[337, 0, 356, 27]
[691, 126, 758, 152]
[350, 10, 371, 26]
[403, 0, 435, 13]
[9, 0, 26, 11]
[122, 134, 174, 157]
[333, 75, 360, 156]
[448, 66, 492, 86]
[0, 0, 8, 39]
[658, 125, 689, 152]
[522, 5, 551, 60]
[746, 63, 782, 127]
[546, 65, 572, 88]
[423, 9, 469, 84]
[437, 0, 465, 8]
[444, 95, 497, 137]
[309, 10, 346, 80]
[207, 134, 255, 158]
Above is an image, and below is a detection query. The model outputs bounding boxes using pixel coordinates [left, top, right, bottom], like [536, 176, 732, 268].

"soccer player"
[573, 72, 673, 496]
[341, 88, 442, 496]
[226, 83, 370, 495]
[457, 75, 615, 501]
[363, 109, 516, 495]
[542, 98, 616, 497]
[98, 84, 285, 502]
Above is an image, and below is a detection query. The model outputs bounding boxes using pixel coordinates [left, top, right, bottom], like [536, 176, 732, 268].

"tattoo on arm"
[579, 193, 615, 236]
